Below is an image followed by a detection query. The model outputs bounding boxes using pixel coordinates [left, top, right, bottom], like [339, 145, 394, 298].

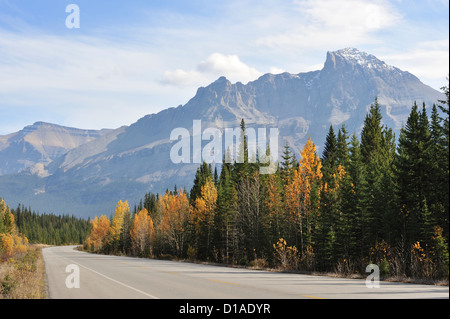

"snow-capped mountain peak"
[328, 47, 395, 71]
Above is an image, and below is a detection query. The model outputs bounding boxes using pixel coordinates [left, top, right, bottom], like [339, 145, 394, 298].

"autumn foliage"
[1, 199, 29, 260]
[83, 93, 449, 282]
[85, 215, 110, 252]
[158, 189, 190, 257]
[130, 208, 155, 256]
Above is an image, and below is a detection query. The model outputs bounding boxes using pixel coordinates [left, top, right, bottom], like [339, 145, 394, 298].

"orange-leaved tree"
[191, 176, 217, 259]
[85, 215, 110, 252]
[158, 189, 190, 258]
[285, 137, 322, 252]
[105, 200, 129, 253]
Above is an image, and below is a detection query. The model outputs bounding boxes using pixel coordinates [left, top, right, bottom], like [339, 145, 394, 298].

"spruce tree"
[321, 125, 338, 179]
[396, 102, 434, 246]
[190, 161, 213, 203]
[359, 99, 385, 249]
[341, 134, 365, 261]
[280, 142, 295, 184]
[336, 124, 350, 169]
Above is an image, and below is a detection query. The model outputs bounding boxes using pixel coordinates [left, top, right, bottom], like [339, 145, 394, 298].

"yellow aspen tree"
[0, 233, 14, 258]
[191, 176, 217, 258]
[130, 208, 155, 256]
[0, 199, 16, 235]
[285, 137, 322, 252]
[106, 200, 129, 252]
[159, 189, 190, 258]
[86, 215, 110, 252]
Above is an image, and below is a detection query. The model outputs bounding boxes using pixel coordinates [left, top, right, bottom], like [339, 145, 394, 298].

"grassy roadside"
[182, 259, 449, 287]
[79, 244, 448, 287]
[0, 244, 47, 299]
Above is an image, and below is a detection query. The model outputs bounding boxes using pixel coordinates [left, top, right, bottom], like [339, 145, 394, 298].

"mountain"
[0, 48, 445, 218]
[0, 122, 112, 175]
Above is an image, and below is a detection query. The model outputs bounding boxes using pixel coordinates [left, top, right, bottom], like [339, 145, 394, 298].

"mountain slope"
[0, 122, 112, 175]
[0, 48, 444, 218]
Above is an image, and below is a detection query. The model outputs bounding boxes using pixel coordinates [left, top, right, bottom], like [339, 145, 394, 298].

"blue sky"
[0, 0, 448, 134]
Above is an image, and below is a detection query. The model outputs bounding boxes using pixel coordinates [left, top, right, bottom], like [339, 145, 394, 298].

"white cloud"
[0, 29, 194, 132]
[0, 31, 161, 93]
[161, 69, 207, 88]
[299, 0, 401, 30]
[269, 67, 285, 74]
[162, 53, 264, 87]
[380, 39, 449, 89]
[257, 0, 403, 50]
[197, 53, 263, 83]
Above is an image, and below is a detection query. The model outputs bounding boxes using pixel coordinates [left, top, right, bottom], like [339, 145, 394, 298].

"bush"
[249, 258, 268, 269]
[1, 274, 16, 296]
[187, 245, 197, 261]
[273, 238, 299, 271]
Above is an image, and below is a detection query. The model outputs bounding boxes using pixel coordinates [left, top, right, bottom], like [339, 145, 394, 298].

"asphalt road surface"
[42, 246, 449, 299]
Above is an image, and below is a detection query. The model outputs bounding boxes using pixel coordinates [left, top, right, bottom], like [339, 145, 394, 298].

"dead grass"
[0, 245, 47, 299]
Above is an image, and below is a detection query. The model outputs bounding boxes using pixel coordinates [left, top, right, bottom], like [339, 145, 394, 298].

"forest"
[1, 200, 91, 250]
[84, 83, 449, 281]
[11, 205, 92, 246]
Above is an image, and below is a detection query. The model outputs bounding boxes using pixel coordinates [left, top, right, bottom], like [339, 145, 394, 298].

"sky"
[0, 0, 448, 134]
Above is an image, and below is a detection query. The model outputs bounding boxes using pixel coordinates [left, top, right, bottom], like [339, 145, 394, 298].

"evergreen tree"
[233, 119, 250, 182]
[336, 124, 350, 168]
[321, 125, 338, 180]
[11, 204, 91, 245]
[396, 102, 435, 247]
[360, 98, 383, 163]
[190, 161, 213, 203]
[436, 82, 449, 239]
[341, 134, 365, 261]
[280, 142, 296, 184]
[215, 157, 239, 263]
[359, 99, 384, 249]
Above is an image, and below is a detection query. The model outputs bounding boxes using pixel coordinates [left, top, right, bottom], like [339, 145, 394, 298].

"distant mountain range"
[0, 122, 112, 176]
[0, 48, 445, 218]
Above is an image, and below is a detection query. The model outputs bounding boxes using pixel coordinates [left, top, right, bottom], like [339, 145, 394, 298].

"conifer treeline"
[11, 205, 92, 245]
[85, 85, 449, 280]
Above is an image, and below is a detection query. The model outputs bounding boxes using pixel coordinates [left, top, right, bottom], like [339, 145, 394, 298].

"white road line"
[67, 258, 159, 299]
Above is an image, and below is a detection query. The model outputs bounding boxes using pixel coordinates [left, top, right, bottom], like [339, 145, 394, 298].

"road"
[42, 246, 449, 299]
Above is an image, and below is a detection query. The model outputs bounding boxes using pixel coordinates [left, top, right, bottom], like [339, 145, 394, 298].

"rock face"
[0, 48, 444, 218]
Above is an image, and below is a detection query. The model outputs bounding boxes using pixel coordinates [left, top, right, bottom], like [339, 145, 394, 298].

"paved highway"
[42, 246, 449, 299]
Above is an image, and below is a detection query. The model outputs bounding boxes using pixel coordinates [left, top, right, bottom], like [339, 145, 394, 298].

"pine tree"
[233, 119, 250, 182]
[280, 142, 295, 184]
[396, 102, 435, 247]
[216, 158, 239, 263]
[341, 134, 365, 261]
[360, 98, 383, 163]
[436, 82, 449, 239]
[359, 98, 397, 249]
[321, 125, 338, 180]
[190, 161, 213, 203]
[336, 124, 350, 169]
